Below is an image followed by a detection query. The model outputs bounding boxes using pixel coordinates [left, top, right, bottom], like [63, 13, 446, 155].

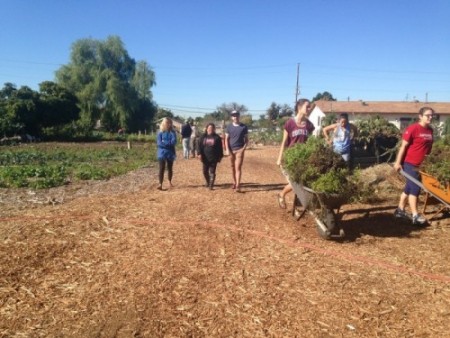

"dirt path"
[1, 146, 449, 337]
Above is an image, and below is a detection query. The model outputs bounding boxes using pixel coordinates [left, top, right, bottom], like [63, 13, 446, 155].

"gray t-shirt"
[226, 123, 248, 150]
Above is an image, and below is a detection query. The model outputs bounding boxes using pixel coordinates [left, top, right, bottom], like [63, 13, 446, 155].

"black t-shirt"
[181, 124, 192, 138]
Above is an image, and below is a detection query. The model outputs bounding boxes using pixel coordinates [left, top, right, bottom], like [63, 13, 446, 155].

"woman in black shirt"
[198, 123, 224, 190]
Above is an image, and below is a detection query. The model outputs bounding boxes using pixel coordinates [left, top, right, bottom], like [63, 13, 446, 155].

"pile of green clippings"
[283, 137, 357, 196]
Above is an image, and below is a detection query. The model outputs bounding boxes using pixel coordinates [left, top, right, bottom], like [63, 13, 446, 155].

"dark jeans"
[158, 159, 173, 184]
[202, 161, 217, 181]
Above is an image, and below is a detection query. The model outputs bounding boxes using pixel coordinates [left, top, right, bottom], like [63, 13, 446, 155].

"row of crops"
[0, 142, 155, 189]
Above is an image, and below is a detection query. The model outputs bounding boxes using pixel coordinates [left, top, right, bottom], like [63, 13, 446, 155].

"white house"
[311, 100, 450, 135]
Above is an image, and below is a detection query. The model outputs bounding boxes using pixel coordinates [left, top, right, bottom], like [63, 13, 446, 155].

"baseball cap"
[231, 110, 240, 116]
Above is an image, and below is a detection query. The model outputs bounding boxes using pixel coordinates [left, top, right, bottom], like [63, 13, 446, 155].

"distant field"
[0, 142, 156, 189]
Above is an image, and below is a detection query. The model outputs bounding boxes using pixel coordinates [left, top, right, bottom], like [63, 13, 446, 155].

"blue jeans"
[182, 138, 191, 158]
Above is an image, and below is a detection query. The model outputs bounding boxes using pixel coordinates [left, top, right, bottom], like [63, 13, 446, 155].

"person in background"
[198, 123, 224, 190]
[156, 117, 177, 190]
[393, 107, 435, 226]
[276, 99, 315, 208]
[190, 123, 200, 158]
[181, 120, 192, 159]
[224, 110, 249, 193]
[322, 113, 358, 168]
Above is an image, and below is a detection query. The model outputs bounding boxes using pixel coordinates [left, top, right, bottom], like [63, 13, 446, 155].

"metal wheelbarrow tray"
[289, 179, 348, 240]
[401, 170, 450, 220]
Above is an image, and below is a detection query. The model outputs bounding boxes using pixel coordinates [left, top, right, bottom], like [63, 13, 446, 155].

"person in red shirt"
[393, 107, 435, 225]
[276, 98, 315, 209]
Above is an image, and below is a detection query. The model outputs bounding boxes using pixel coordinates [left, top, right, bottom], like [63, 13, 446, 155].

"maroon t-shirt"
[284, 118, 315, 148]
[403, 123, 433, 166]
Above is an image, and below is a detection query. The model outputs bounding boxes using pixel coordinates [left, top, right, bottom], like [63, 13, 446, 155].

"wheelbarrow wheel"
[315, 208, 336, 240]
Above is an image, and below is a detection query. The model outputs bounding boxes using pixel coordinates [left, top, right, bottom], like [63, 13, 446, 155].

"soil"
[1, 145, 449, 337]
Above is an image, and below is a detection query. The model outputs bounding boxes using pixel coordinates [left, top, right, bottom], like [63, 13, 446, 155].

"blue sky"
[1, 0, 449, 118]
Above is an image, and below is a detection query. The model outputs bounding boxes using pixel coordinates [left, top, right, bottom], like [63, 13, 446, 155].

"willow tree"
[56, 36, 156, 132]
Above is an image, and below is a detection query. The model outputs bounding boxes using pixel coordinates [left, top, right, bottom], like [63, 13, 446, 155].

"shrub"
[422, 138, 450, 187]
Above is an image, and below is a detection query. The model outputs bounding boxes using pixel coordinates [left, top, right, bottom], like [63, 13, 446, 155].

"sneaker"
[393, 208, 408, 219]
[412, 214, 427, 225]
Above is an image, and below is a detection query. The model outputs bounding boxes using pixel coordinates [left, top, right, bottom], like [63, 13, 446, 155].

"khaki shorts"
[230, 147, 245, 168]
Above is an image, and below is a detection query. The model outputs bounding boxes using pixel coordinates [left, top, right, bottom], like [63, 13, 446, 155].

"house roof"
[313, 100, 450, 115]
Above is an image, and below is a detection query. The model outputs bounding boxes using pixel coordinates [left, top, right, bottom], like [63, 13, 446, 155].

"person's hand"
[224, 149, 229, 156]
[393, 163, 402, 172]
[325, 139, 332, 145]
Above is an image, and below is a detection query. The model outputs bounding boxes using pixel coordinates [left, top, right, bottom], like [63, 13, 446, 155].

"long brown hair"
[418, 106, 435, 116]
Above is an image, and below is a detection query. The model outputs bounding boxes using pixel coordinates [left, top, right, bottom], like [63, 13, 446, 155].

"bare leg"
[234, 149, 245, 190]
[280, 183, 293, 198]
[408, 194, 419, 215]
[398, 192, 408, 210]
[230, 153, 237, 188]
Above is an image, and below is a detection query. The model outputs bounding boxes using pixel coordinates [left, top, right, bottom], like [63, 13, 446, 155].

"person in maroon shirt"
[276, 98, 315, 209]
[393, 107, 435, 225]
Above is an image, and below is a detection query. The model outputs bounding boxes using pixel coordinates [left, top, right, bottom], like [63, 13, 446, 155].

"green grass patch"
[0, 142, 156, 189]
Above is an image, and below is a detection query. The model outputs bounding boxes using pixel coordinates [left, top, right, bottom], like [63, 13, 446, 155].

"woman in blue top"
[157, 117, 177, 190]
[322, 113, 358, 167]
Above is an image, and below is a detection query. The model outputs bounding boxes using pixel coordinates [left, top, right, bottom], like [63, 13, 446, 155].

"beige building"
[310, 100, 450, 135]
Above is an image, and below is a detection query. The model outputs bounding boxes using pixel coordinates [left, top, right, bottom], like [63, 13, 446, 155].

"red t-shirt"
[284, 118, 315, 148]
[403, 123, 433, 166]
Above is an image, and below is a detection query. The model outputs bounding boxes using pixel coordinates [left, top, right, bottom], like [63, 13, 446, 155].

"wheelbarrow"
[400, 169, 450, 221]
[289, 179, 347, 240]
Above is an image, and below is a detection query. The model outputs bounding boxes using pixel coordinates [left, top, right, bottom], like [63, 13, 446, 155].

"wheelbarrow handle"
[399, 169, 425, 190]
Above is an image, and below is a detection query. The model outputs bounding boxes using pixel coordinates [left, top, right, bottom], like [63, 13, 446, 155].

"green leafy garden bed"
[0, 142, 155, 189]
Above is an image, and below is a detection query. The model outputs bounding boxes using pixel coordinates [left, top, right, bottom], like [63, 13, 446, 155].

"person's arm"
[170, 131, 177, 146]
[322, 123, 336, 145]
[197, 136, 204, 159]
[277, 129, 289, 166]
[393, 139, 409, 172]
[156, 132, 162, 147]
[224, 133, 230, 155]
[216, 135, 224, 162]
[243, 131, 249, 149]
[350, 123, 358, 139]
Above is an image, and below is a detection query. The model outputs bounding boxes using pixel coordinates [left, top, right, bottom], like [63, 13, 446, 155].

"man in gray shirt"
[224, 111, 249, 193]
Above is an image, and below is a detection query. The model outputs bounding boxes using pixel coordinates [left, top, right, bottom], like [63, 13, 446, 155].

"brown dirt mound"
[1, 146, 449, 337]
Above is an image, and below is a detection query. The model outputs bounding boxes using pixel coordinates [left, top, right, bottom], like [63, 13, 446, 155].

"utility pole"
[295, 63, 300, 104]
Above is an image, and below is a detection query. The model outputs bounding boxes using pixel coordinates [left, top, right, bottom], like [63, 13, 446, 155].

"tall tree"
[56, 36, 156, 132]
[132, 61, 156, 100]
[312, 91, 337, 102]
[266, 102, 292, 121]
[0, 84, 39, 136]
[216, 102, 248, 120]
[156, 108, 174, 120]
[38, 81, 79, 127]
[0, 82, 17, 99]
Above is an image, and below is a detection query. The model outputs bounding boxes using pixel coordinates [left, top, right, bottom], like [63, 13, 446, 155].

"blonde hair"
[160, 117, 173, 132]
